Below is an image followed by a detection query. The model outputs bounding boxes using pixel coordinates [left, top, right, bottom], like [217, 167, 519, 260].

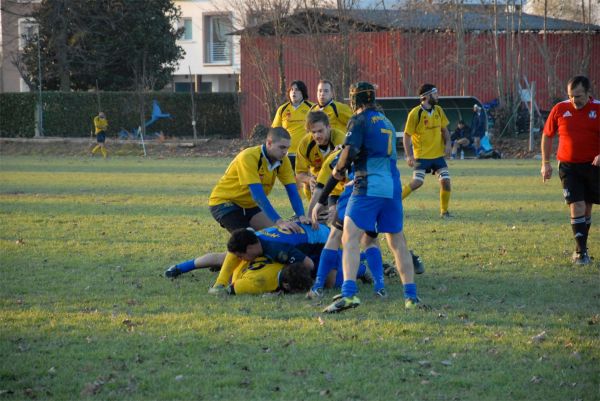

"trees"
[17, 0, 184, 92]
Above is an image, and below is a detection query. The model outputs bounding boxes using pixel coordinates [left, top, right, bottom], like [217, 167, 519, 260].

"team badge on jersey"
[589, 111, 597, 119]
[562, 111, 572, 118]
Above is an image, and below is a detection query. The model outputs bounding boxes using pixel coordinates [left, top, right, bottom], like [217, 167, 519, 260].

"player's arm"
[442, 126, 451, 157]
[540, 134, 554, 181]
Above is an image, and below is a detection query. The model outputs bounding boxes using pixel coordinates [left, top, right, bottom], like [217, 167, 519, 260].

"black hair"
[568, 75, 591, 92]
[288, 80, 309, 102]
[418, 83, 436, 97]
[227, 228, 258, 254]
[267, 127, 291, 142]
[279, 263, 313, 293]
[458, 120, 465, 125]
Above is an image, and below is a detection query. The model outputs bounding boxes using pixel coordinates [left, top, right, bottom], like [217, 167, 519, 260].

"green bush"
[0, 92, 241, 138]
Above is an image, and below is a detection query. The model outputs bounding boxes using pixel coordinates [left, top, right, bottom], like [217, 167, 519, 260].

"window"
[178, 18, 193, 41]
[204, 14, 232, 65]
[18, 18, 38, 50]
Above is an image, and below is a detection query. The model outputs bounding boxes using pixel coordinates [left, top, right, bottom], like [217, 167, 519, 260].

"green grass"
[1, 156, 598, 401]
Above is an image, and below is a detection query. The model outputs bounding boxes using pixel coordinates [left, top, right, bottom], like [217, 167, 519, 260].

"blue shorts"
[414, 157, 447, 173]
[96, 132, 106, 143]
[345, 194, 403, 233]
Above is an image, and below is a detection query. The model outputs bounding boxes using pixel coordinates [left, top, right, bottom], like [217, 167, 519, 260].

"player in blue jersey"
[315, 82, 423, 312]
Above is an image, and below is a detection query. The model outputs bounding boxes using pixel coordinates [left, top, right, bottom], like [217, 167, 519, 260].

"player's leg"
[308, 226, 342, 298]
[361, 233, 385, 295]
[385, 231, 424, 309]
[210, 252, 244, 293]
[437, 163, 452, 217]
[164, 252, 226, 278]
[560, 162, 593, 264]
[402, 168, 425, 199]
[249, 211, 275, 231]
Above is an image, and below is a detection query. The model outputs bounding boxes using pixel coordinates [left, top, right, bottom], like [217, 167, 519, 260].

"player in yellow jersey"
[91, 112, 108, 158]
[402, 84, 453, 218]
[272, 80, 313, 169]
[295, 111, 345, 200]
[229, 258, 313, 295]
[208, 127, 310, 234]
[310, 79, 353, 134]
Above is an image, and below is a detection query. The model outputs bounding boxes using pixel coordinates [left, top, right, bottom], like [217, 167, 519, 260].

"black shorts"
[209, 203, 263, 233]
[96, 132, 106, 143]
[558, 162, 600, 205]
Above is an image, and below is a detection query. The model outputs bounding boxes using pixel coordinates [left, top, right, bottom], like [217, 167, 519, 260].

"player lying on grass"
[164, 222, 373, 293]
[226, 258, 313, 295]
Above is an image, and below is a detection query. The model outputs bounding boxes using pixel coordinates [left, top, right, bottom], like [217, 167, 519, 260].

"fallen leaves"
[530, 330, 547, 344]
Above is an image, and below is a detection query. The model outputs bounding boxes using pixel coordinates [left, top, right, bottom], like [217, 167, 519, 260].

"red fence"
[239, 31, 600, 136]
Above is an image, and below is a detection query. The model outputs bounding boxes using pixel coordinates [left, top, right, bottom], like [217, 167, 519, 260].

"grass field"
[1, 155, 598, 401]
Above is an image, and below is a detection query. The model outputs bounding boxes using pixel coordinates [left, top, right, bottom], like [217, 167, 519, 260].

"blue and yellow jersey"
[295, 128, 345, 177]
[316, 149, 346, 197]
[231, 256, 283, 295]
[94, 116, 108, 134]
[310, 100, 353, 133]
[344, 108, 400, 199]
[208, 145, 295, 208]
[272, 100, 314, 154]
[404, 105, 449, 159]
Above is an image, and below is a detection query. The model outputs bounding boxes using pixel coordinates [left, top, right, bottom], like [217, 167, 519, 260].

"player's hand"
[311, 203, 325, 224]
[298, 215, 312, 227]
[332, 167, 344, 181]
[276, 219, 303, 233]
[406, 155, 415, 167]
[309, 177, 317, 192]
[592, 154, 600, 166]
[541, 162, 552, 182]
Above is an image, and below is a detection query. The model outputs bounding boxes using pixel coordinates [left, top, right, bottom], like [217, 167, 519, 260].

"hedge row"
[0, 92, 241, 138]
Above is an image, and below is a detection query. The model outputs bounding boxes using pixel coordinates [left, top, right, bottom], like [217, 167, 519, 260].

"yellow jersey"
[404, 105, 449, 159]
[316, 149, 346, 197]
[295, 128, 345, 178]
[231, 257, 282, 295]
[94, 116, 108, 134]
[208, 145, 295, 208]
[272, 100, 314, 154]
[310, 100, 353, 133]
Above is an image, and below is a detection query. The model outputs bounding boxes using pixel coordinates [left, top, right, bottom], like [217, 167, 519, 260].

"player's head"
[305, 111, 331, 146]
[317, 79, 334, 106]
[288, 80, 308, 105]
[418, 84, 439, 106]
[473, 104, 481, 112]
[266, 127, 291, 161]
[279, 263, 313, 293]
[567, 75, 591, 110]
[349, 81, 376, 112]
[99, 112, 106, 118]
[457, 120, 465, 128]
[227, 228, 262, 261]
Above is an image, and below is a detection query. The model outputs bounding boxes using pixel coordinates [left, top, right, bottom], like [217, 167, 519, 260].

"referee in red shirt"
[541, 75, 600, 265]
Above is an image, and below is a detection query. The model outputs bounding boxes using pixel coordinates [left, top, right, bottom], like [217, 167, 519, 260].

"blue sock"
[312, 248, 338, 291]
[177, 259, 196, 273]
[341, 280, 358, 298]
[364, 247, 384, 292]
[403, 283, 417, 300]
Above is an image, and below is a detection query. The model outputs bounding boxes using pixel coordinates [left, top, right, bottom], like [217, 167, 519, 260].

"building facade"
[170, 0, 240, 93]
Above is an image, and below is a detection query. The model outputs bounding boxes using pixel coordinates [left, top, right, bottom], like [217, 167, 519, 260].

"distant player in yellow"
[402, 84, 453, 218]
[310, 79, 353, 134]
[295, 111, 345, 199]
[208, 127, 310, 234]
[92, 112, 108, 158]
[272, 80, 313, 169]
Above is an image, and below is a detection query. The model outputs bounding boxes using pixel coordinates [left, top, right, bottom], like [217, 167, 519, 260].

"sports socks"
[214, 252, 243, 287]
[440, 188, 451, 214]
[176, 259, 196, 273]
[101, 147, 107, 158]
[402, 185, 412, 200]
[586, 216, 592, 236]
[341, 279, 357, 298]
[312, 248, 338, 291]
[403, 283, 417, 300]
[571, 215, 588, 253]
[92, 145, 101, 154]
[364, 247, 384, 291]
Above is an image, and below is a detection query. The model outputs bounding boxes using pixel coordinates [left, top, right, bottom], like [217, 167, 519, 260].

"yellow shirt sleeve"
[232, 258, 282, 295]
[335, 102, 353, 132]
[271, 103, 287, 128]
[404, 106, 419, 136]
[438, 106, 449, 128]
[237, 148, 263, 186]
[277, 156, 296, 186]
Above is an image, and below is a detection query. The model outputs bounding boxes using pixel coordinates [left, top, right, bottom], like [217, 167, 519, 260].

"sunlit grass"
[0, 156, 598, 400]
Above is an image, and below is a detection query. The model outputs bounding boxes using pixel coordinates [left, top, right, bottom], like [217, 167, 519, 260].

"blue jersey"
[256, 223, 330, 264]
[344, 108, 400, 199]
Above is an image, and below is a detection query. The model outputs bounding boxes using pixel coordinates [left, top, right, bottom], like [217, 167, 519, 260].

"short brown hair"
[267, 127, 291, 142]
[305, 111, 330, 131]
